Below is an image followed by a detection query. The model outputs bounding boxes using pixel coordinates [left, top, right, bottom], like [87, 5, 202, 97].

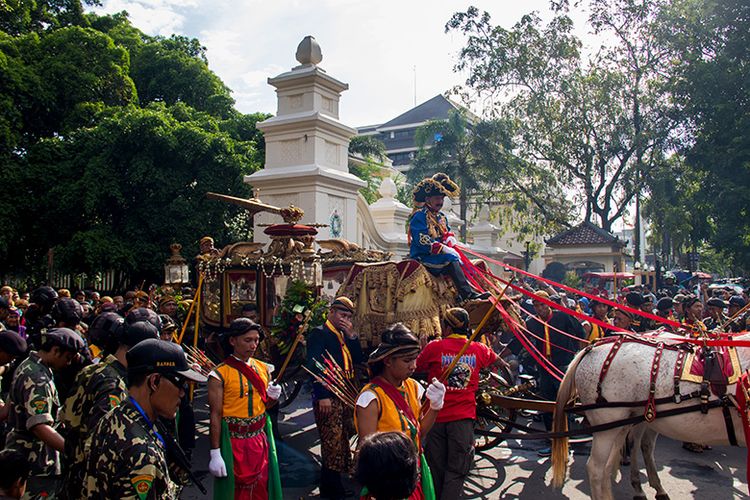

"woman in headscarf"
[355, 323, 445, 500]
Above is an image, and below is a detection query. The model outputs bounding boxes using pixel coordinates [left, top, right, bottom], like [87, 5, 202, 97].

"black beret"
[625, 292, 644, 307]
[706, 297, 728, 308]
[729, 296, 747, 308]
[656, 297, 674, 312]
[0, 331, 27, 356]
[42, 327, 84, 352]
[121, 321, 159, 347]
[125, 307, 162, 333]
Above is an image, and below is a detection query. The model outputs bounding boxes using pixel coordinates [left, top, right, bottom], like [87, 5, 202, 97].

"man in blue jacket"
[409, 173, 489, 302]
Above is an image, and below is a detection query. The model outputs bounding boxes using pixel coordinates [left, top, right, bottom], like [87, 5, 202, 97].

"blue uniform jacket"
[409, 207, 459, 270]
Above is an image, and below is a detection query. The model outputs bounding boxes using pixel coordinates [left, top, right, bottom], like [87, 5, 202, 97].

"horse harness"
[589, 334, 742, 446]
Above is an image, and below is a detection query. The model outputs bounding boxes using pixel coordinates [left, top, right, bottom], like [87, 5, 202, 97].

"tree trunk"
[459, 181, 468, 242]
[634, 193, 641, 264]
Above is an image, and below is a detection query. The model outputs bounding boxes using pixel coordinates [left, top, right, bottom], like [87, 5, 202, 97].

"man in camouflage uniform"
[0, 331, 28, 443]
[6, 328, 84, 499]
[59, 318, 158, 498]
[82, 339, 206, 499]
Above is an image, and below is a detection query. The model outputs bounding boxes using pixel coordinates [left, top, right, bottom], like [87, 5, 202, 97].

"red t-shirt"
[416, 336, 498, 423]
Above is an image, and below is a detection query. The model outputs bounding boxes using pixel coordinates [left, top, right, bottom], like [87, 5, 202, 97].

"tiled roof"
[546, 221, 625, 246]
[379, 94, 463, 129]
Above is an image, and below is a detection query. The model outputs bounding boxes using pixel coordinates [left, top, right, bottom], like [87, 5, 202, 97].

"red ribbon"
[735, 372, 750, 493]
[372, 376, 419, 429]
[457, 247, 750, 350]
[460, 246, 683, 330]
[224, 356, 268, 404]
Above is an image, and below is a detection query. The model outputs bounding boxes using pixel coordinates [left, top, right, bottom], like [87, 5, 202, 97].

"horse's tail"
[551, 347, 588, 488]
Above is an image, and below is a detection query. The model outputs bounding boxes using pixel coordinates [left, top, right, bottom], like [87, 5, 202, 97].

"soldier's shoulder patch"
[131, 474, 153, 500]
[30, 397, 48, 414]
[108, 394, 122, 409]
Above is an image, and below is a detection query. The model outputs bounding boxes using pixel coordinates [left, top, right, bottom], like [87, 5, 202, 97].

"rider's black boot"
[445, 261, 490, 301]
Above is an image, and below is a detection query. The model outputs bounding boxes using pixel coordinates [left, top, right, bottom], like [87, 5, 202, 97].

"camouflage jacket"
[5, 351, 61, 476]
[83, 398, 179, 499]
[60, 354, 128, 497]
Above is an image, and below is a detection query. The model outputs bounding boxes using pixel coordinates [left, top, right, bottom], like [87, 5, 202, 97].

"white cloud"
[94, 0, 586, 125]
[95, 0, 194, 36]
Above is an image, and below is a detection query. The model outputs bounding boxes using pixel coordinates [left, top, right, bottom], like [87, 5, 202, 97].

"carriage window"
[321, 267, 349, 304]
[201, 276, 222, 325]
[226, 270, 258, 320]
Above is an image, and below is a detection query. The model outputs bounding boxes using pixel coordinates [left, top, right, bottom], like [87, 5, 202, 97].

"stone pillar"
[442, 197, 464, 234]
[468, 204, 507, 276]
[471, 205, 498, 248]
[368, 176, 411, 240]
[245, 36, 365, 243]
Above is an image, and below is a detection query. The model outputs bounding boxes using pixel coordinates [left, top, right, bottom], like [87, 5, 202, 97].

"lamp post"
[523, 241, 532, 271]
[164, 243, 190, 287]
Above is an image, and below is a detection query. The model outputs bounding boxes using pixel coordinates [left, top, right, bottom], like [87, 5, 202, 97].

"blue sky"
[92, 1, 595, 127]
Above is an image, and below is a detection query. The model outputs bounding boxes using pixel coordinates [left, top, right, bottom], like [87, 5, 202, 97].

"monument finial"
[296, 36, 322, 66]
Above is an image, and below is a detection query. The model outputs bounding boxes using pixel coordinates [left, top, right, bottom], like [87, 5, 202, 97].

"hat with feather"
[412, 173, 460, 205]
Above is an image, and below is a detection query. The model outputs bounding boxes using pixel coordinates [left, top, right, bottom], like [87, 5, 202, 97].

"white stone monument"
[245, 36, 365, 244]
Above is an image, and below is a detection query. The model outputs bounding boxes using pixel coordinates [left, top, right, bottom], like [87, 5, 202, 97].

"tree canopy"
[658, 0, 750, 270]
[446, 2, 676, 233]
[0, 2, 267, 286]
[446, 0, 750, 272]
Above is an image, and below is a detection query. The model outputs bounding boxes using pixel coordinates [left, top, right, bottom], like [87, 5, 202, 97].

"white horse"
[551, 333, 750, 500]
[627, 425, 667, 500]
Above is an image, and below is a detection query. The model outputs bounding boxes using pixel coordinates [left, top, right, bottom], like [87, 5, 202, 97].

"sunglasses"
[160, 372, 187, 391]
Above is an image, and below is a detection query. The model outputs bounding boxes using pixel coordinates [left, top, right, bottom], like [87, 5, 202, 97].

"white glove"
[425, 378, 446, 410]
[267, 382, 282, 400]
[441, 245, 459, 259]
[209, 448, 227, 477]
[444, 235, 458, 246]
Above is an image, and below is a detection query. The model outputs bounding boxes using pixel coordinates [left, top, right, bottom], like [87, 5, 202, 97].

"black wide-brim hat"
[413, 173, 460, 204]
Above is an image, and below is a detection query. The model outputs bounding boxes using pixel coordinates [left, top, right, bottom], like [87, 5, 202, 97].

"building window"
[393, 129, 413, 139]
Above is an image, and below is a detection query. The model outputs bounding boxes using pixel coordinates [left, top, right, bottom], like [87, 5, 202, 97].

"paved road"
[184, 384, 749, 499]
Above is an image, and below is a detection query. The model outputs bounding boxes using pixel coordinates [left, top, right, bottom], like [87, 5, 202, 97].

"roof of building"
[546, 221, 626, 247]
[378, 94, 465, 130]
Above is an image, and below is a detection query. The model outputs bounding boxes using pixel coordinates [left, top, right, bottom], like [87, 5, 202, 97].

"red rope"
[456, 252, 564, 380]
[460, 246, 683, 330]
[459, 251, 631, 336]
[459, 247, 750, 349]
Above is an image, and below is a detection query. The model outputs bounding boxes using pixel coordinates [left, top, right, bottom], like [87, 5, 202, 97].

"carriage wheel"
[278, 378, 304, 409]
[474, 404, 517, 452]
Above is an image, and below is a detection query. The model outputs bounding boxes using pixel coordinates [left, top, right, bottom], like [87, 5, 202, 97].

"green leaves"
[656, 0, 750, 271]
[447, 4, 675, 233]
[0, 5, 266, 283]
[130, 35, 235, 119]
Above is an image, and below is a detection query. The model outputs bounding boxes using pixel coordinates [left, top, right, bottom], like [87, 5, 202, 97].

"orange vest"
[588, 322, 603, 343]
[213, 358, 269, 419]
[355, 378, 422, 448]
